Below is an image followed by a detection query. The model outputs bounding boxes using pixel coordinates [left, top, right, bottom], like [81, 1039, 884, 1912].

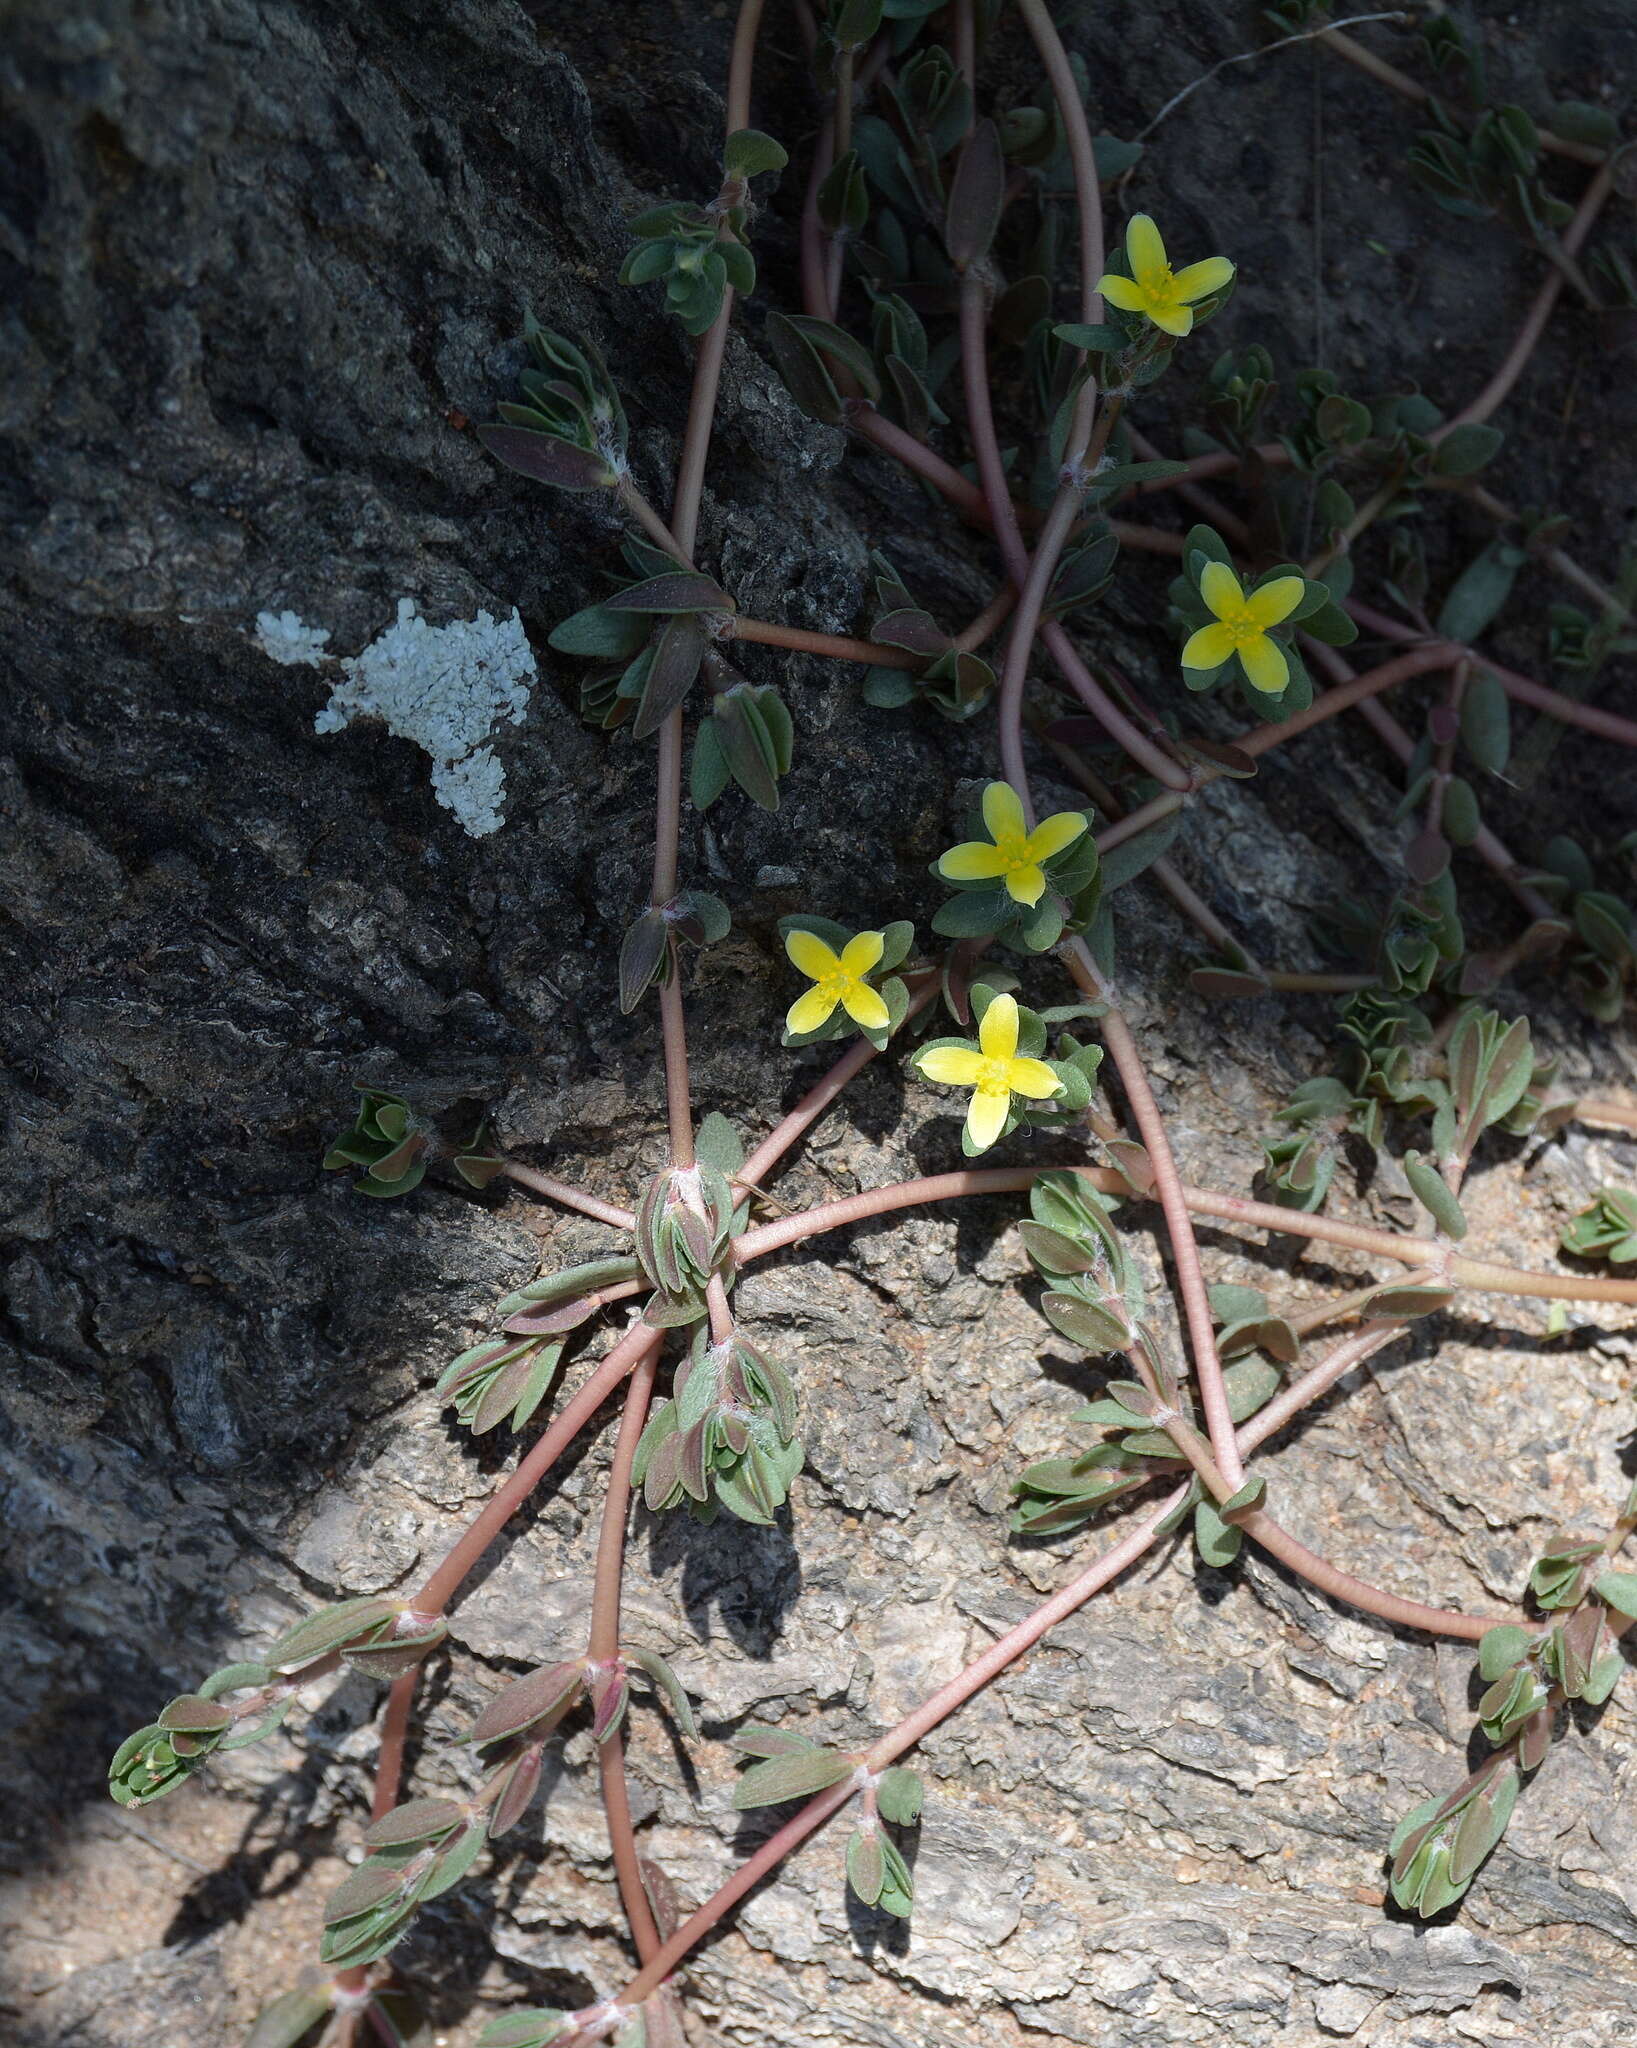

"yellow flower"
[1180, 561, 1306, 693]
[937, 782, 1087, 909]
[785, 927, 891, 1035]
[915, 993, 1062, 1152]
[1098, 215, 1234, 338]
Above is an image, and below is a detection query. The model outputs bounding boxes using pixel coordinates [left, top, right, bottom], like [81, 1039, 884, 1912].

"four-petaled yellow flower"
[937, 782, 1087, 908]
[1097, 215, 1234, 338]
[785, 927, 890, 1035]
[915, 994, 1063, 1152]
[1181, 561, 1306, 694]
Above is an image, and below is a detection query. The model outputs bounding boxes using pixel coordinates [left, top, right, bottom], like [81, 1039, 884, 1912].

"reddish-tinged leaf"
[607, 572, 734, 614]
[633, 614, 706, 740]
[488, 1745, 544, 1837]
[363, 1798, 466, 1849]
[589, 1666, 631, 1744]
[158, 1695, 233, 1734]
[478, 425, 615, 493]
[468, 1661, 585, 1748]
[325, 1862, 406, 1924]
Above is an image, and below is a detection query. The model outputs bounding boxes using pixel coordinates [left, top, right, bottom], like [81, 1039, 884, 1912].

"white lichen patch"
[254, 608, 332, 667]
[309, 598, 536, 837]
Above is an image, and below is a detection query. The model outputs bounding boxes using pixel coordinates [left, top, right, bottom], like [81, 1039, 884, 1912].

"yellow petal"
[1023, 810, 1087, 862]
[965, 1086, 1012, 1152]
[1245, 575, 1306, 628]
[785, 929, 839, 980]
[838, 929, 885, 977]
[1171, 256, 1234, 302]
[1004, 863, 1047, 907]
[1198, 559, 1245, 621]
[1238, 633, 1290, 694]
[981, 780, 1026, 844]
[786, 985, 838, 1034]
[938, 841, 1010, 882]
[1125, 213, 1166, 281]
[1006, 1056, 1063, 1101]
[917, 1045, 986, 1088]
[978, 992, 1020, 1062]
[1146, 301, 1194, 337]
[841, 981, 890, 1031]
[1181, 622, 1236, 671]
[1097, 273, 1147, 312]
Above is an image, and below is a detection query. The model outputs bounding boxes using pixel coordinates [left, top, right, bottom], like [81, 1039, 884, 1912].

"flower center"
[975, 1057, 1013, 1095]
[1137, 263, 1177, 305]
[1218, 601, 1264, 647]
[993, 830, 1036, 873]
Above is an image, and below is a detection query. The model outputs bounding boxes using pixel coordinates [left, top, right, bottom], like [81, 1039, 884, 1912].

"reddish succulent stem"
[1093, 1000, 1245, 1491]
[732, 616, 919, 668]
[1343, 600, 1637, 750]
[1436, 153, 1616, 434]
[609, 1484, 1189, 2015]
[502, 1162, 637, 1233]
[414, 1321, 663, 1616]
[369, 1672, 418, 1822]
[735, 972, 943, 1190]
[1239, 644, 1459, 756]
[588, 1347, 662, 1962]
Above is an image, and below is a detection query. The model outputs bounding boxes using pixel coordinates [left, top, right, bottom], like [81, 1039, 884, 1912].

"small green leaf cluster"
[1012, 1285, 1283, 1539]
[1389, 1756, 1519, 1918]
[731, 1723, 921, 1913]
[480, 318, 628, 493]
[634, 1329, 802, 1525]
[1562, 1186, 1637, 1264]
[619, 889, 732, 1014]
[691, 673, 795, 812]
[320, 1799, 486, 1969]
[622, 205, 753, 337]
[323, 1088, 500, 1198]
[109, 1663, 289, 1808]
[861, 555, 996, 721]
[323, 1087, 432, 1197]
[1410, 103, 1574, 244]
[846, 1768, 921, 1918]
[268, 1594, 449, 1684]
[1523, 836, 1637, 1022]
[634, 1161, 737, 1324]
[1020, 1168, 1139, 1355]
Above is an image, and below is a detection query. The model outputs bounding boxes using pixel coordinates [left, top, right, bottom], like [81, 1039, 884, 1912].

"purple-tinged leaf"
[607, 573, 734, 615]
[633, 613, 707, 740]
[468, 1661, 586, 1748]
[846, 1824, 887, 1904]
[158, 1695, 234, 1735]
[487, 1745, 544, 1838]
[619, 908, 670, 1014]
[363, 1798, 467, 1850]
[589, 1665, 631, 1744]
[478, 425, 616, 493]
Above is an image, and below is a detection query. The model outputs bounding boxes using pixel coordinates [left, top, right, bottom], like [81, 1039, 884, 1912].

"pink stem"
[589, 1348, 663, 1963]
[414, 1321, 662, 1616]
[502, 1162, 636, 1234]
